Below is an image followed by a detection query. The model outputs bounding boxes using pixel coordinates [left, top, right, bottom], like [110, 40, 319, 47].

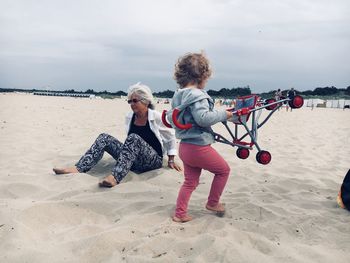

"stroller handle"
[161, 110, 172, 128]
[172, 108, 193, 130]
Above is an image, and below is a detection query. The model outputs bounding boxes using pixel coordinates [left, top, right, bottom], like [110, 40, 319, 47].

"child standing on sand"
[170, 52, 234, 222]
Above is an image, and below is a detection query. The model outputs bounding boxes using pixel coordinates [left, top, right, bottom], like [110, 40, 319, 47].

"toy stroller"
[162, 94, 304, 165]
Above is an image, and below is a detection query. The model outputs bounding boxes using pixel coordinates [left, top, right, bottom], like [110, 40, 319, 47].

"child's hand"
[225, 110, 234, 120]
[226, 110, 241, 123]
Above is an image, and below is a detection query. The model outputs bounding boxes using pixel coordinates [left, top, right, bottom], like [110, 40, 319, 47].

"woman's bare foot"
[172, 215, 193, 223]
[53, 167, 79, 174]
[206, 203, 225, 212]
[99, 175, 118, 188]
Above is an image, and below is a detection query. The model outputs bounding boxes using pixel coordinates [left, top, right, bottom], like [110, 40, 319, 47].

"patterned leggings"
[75, 133, 163, 183]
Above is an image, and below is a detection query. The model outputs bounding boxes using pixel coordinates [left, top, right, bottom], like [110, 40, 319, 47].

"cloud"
[1, 0, 349, 92]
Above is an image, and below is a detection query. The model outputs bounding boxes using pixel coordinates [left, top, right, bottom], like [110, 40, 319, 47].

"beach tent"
[305, 99, 325, 107]
[326, 99, 350, 108]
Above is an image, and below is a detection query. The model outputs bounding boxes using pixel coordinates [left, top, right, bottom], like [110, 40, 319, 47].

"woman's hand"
[168, 161, 182, 171]
[167, 156, 182, 171]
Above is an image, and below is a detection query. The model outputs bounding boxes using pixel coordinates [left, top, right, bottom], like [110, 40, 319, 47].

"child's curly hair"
[174, 52, 212, 88]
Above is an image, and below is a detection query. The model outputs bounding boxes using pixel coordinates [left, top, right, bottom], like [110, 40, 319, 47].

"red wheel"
[256, 151, 271, 165]
[236, 148, 250, 159]
[289, 95, 304, 109]
[265, 99, 277, 110]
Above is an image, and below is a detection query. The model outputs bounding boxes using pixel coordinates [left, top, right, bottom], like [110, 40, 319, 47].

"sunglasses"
[127, 99, 141, 104]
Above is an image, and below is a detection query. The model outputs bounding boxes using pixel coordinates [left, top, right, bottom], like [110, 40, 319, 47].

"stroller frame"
[162, 94, 304, 165]
[214, 95, 289, 151]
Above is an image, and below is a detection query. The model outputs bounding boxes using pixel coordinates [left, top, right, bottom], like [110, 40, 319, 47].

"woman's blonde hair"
[174, 52, 212, 88]
[127, 82, 155, 109]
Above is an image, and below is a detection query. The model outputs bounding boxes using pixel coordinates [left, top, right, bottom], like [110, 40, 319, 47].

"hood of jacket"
[171, 87, 211, 110]
[166, 87, 211, 128]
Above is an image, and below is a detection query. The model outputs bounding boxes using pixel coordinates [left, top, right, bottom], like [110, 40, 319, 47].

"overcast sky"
[1, 0, 349, 93]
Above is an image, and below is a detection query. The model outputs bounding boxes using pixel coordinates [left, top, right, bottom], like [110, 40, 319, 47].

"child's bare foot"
[53, 167, 79, 174]
[99, 175, 118, 188]
[172, 215, 193, 223]
[206, 203, 225, 212]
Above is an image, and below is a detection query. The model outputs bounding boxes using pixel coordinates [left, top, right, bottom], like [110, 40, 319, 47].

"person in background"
[337, 169, 350, 211]
[287, 87, 296, 112]
[274, 89, 283, 111]
[274, 89, 282, 101]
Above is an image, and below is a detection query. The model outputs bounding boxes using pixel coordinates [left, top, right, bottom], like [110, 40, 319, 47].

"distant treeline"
[152, 87, 252, 98]
[1, 86, 349, 99]
[154, 86, 350, 99]
[0, 88, 127, 97]
[259, 86, 350, 99]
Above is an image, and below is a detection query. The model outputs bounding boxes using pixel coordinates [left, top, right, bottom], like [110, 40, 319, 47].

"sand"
[0, 92, 349, 262]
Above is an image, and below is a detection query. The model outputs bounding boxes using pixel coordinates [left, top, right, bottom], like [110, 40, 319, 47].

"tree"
[63, 89, 76, 93]
[313, 86, 337, 96]
[114, 91, 127, 96]
[153, 90, 175, 98]
[207, 86, 251, 97]
[85, 89, 95, 94]
[346, 86, 350, 96]
[300, 90, 313, 96]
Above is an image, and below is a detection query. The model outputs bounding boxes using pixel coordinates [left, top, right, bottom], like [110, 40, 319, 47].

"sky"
[0, 0, 349, 93]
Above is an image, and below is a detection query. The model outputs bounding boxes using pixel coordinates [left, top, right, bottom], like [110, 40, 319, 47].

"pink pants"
[175, 143, 231, 218]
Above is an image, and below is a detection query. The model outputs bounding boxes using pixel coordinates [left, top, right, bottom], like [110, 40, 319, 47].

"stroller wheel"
[256, 151, 271, 165]
[236, 148, 250, 159]
[289, 95, 304, 109]
[265, 99, 277, 110]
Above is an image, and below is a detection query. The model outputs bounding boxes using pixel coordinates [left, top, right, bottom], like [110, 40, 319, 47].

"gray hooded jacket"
[167, 87, 227, 145]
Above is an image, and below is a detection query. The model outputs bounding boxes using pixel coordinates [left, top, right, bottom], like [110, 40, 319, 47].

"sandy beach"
[0, 92, 349, 263]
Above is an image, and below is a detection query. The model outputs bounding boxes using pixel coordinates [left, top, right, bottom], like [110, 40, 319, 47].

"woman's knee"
[126, 133, 142, 141]
[125, 133, 145, 146]
[97, 133, 110, 141]
[95, 133, 115, 148]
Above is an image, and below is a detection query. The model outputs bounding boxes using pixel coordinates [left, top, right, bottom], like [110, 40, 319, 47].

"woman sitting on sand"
[53, 82, 182, 187]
